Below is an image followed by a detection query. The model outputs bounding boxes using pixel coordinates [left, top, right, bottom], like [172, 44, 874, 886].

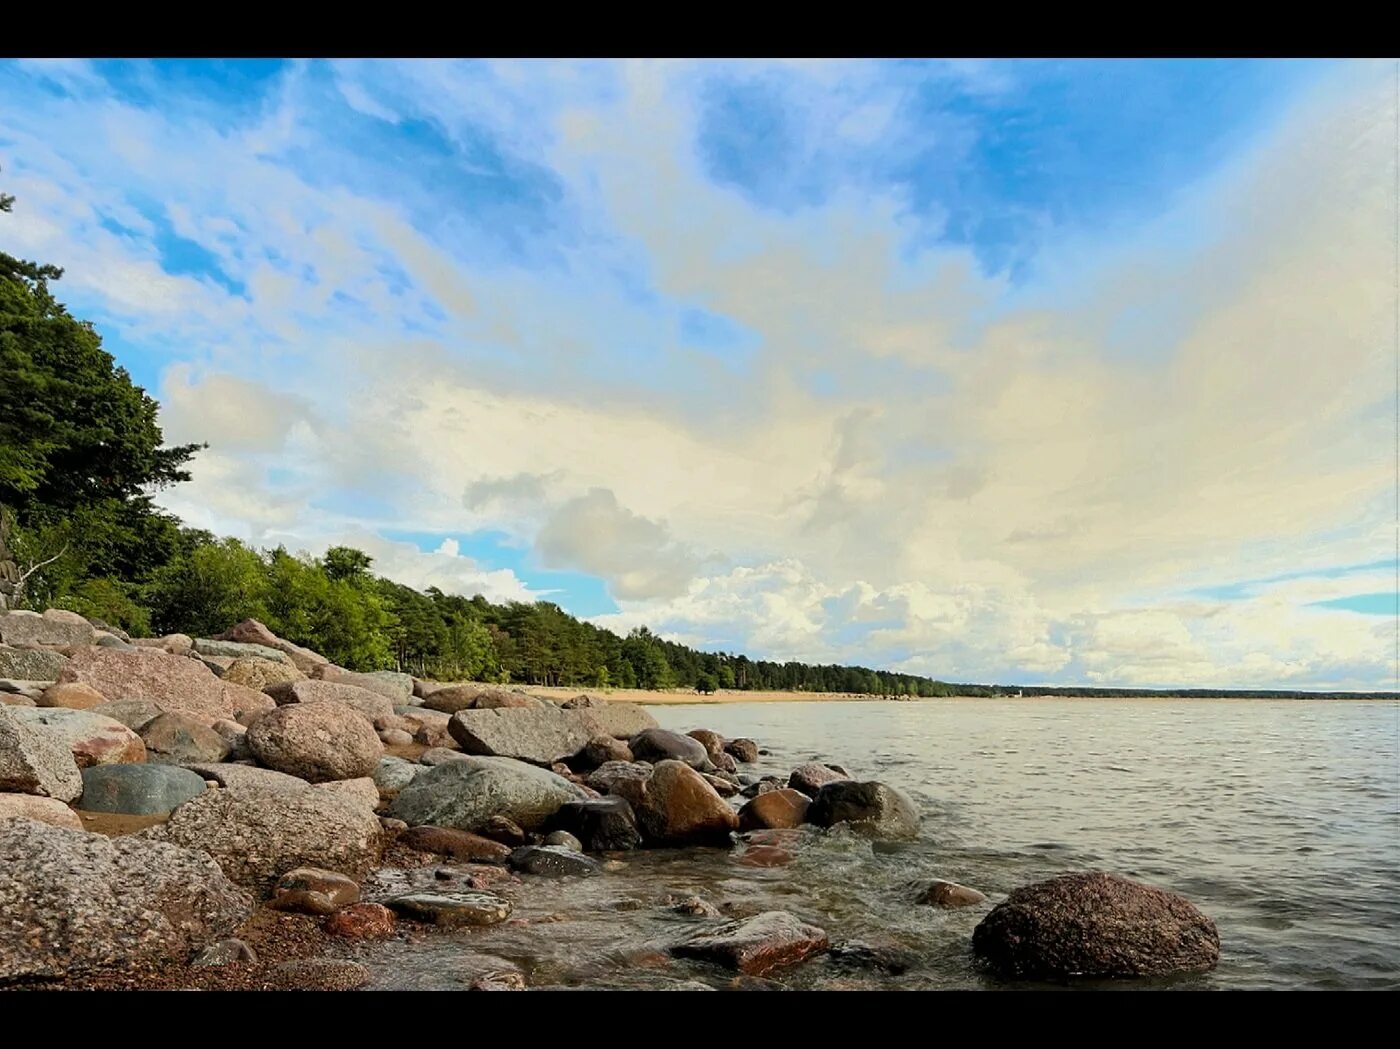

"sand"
[526, 685, 895, 706]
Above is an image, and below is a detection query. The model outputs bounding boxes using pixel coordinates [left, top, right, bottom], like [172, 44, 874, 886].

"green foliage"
[144, 534, 269, 638]
[696, 672, 718, 694]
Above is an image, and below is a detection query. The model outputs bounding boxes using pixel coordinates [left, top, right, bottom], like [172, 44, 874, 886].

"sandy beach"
[525, 685, 898, 706]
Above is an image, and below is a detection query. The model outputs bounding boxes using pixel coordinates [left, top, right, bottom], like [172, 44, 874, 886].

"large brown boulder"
[138, 712, 230, 765]
[630, 760, 738, 846]
[264, 679, 395, 724]
[447, 706, 598, 766]
[738, 788, 810, 831]
[214, 618, 328, 673]
[672, 911, 829, 975]
[425, 685, 539, 714]
[57, 647, 267, 725]
[787, 762, 849, 796]
[0, 818, 253, 981]
[971, 872, 1221, 979]
[246, 702, 382, 783]
[143, 788, 384, 893]
[0, 705, 83, 801]
[36, 682, 105, 710]
[687, 729, 727, 762]
[6, 707, 146, 768]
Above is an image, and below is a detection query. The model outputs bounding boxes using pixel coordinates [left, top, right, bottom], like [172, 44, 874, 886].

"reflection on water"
[355, 699, 1400, 990]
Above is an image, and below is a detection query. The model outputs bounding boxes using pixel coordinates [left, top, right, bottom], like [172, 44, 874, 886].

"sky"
[0, 58, 1395, 690]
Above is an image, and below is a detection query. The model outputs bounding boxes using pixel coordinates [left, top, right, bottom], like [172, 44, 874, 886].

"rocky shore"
[2, 609, 1221, 990]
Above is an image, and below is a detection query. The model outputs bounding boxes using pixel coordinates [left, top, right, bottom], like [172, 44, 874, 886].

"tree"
[324, 546, 374, 582]
[696, 672, 719, 695]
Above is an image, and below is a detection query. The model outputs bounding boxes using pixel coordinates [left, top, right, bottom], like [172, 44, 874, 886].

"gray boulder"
[311, 665, 413, 703]
[264, 679, 395, 724]
[0, 818, 252, 981]
[77, 764, 208, 815]
[805, 781, 920, 841]
[0, 644, 68, 681]
[0, 705, 84, 801]
[0, 609, 95, 648]
[629, 728, 709, 769]
[584, 701, 659, 740]
[448, 705, 598, 766]
[192, 637, 293, 664]
[180, 762, 311, 799]
[388, 755, 587, 833]
[6, 706, 147, 768]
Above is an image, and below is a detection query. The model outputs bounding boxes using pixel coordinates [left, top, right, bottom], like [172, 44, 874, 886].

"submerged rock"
[388, 891, 513, 927]
[673, 911, 830, 976]
[805, 781, 920, 841]
[971, 872, 1220, 979]
[78, 764, 207, 815]
[0, 818, 252, 981]
[551, 796, 643, 852]
[324, 902, 396, 939]
[918, 880, 987, 908]
[508, 844, 601, 877]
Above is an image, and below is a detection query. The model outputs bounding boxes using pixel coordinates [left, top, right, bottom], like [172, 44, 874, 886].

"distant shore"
[527, 686, 1398, 706]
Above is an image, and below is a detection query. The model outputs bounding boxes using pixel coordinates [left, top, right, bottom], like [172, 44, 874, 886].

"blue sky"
[0, 58, 1393, 689]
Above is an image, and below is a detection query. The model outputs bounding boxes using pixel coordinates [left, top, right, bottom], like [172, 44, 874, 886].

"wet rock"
[180, 762, 310, 799]
[7, 706, 146, 768]
[632, 760, 739, 847]
[581, 701, 659, 740]
[971, 872, 1221, 979]
[713, 751, 739, 774]
[246, 701, 383, 783]
[312, 776, 379, 810]
[310, 665, 413, 704]
[388, 891, 513, 927]
[630, 728, 709, 769]
[738, 844, 793, 867]
[0, 704, 83, 800]
[740, 778, 784, 799]
[214, 618, 328, 674]
[37, 681, 105, 710]
[787, 762, 850, 796]
[324, 902, 396, 939]
[702, 772, 740, 797]
[88, 698, 165, 730]
[192, 638, 293, 664]
[828, 940, 918, 975]
[270, 866, 361, 914]
[220, 655, 304, 692]
[143, 788, 383, 892]
[578, 734, 633, 770]
[0, 818, 253, 981]
[550, 796, 643, 852]
[78, 764, 207, 815]
[919, 880, 988, 908]
[478, 815, 528, 846]
[0, 609, 95, 648]
[0, 792, 83, 829]
[687, 728, 727, 762]
[388, 755, 586, 832]
[738, 788, 811, 831]
[673, 911, 830, 976]
[192, 938, 258, 966]
[401, 825, 512, 864]
[265, 679, 395, 724]
[57, 646, 257, 725]
[672, 895, 723, 918]
[509, 844, 601, 877]
[725, 738, 760, 764]
[448, 705, 598, 765]
[1, 645, 69, 682]
[585, 760, 653, 800]
[271, 958, 371, 990]
[469, 970, 527, 990]
[373, 755, 420, 799]
[138, 711, 230, 765]
[543, 829, 583, 851]
[805, 780, 920, 841]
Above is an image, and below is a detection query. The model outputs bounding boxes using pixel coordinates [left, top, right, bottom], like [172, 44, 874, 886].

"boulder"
[324, 902, 396, 939]
[87, 699, 165, 730]
[264, 679, 395, 723]
[629, 728, 709, 769]
[220, 681, 275, 722]
[477, 815, 528, 847]
[270, 866, 361, 915]
[0, 818, 252, 981]
[687, 729, 726, 762]
[192, 638, 292, 664]
[672, 911, 830, 976]
[508, 844, 600, 877]
[138, 712, 230, 765]
[419, 746, 468, 765]
[214, 618, 328, 673]
[211, 719, 251, 760]
[401, 825, 512, 864]
[0, 792, 83, 829]
[387, 891, 513, 927]
[77, 764, 207, 815]
[585, 760, 653, 801]
[702, 772, 739, 797]
[0, 691, 37, 706]
[582, 701, 659, 740]
[246, 702, 383, 783]
[379, 727, 413, 747]
[420, 685, 483, 714]
[310, 665, 413, 703]
[448, 706, 598, 766]
[578, 735, 633, 770]
[0, 609, 94, 648]
[6, 706, 146, 768]
[373, 755, 421, 799]
[37, 681, 105, 710]
[805, 781, 920, 841]
[738, 788, 810, 831]
[0, 705, 83, 801]
[561, 693, 603, 709]
[919, 880, 988, 908]
[543, 829, 583, 851]
[631, 760, 739, 847]
[414, 718, 457, 749]
[971, 872, 1221, 979]
[0, 644, 68, 681]
[93, 633, 134, 650]
[132, 634, 193, 657]
[725, 738, 760, 764]
[388, 755, 587, 833]
[550, 796, 642, 852]
[180, 762, 310, 799]
[220, 656, 304, 692]
[143, 788, 384, 893]
[312, 777, 379, 810]
[788, 762, 850, 796]
[57, 647, 254, 725]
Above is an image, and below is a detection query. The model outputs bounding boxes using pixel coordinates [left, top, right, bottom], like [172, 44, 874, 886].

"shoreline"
[525, 686, 1398, 706]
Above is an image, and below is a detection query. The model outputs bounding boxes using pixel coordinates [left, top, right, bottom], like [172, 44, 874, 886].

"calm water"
[359, 699, 1400, 990]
